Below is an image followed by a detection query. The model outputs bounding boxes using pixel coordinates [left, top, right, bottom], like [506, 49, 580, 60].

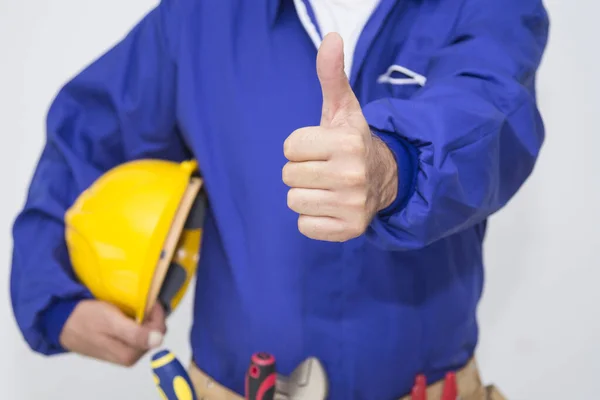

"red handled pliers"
[410, 371, 458, 400]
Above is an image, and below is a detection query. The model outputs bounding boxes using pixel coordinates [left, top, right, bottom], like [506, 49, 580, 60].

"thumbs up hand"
[283, 33, 399, 242]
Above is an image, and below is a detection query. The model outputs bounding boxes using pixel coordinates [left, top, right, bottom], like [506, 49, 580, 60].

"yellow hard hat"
[65, 159, 205, 323]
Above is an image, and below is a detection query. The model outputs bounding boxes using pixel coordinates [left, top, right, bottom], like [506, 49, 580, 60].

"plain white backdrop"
[1, 0, 598, 399]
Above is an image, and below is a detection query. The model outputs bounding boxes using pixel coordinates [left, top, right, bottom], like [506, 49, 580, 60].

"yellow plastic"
[173, 376, 194, 400]
[65, 159, 201, 323]
[153, 374, 169, 400]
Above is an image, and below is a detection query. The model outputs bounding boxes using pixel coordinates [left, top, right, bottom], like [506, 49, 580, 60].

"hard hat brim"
[140, 176, 203, 323]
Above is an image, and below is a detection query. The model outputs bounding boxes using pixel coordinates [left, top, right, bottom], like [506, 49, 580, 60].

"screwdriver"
[151, 349, 198, 400]
[245, 352, 277, 400]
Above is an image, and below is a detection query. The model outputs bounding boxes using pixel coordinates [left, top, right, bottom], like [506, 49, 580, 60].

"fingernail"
[148, 331, 164, 349]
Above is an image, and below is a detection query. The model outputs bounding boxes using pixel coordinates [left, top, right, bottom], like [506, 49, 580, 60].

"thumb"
[316, 32, 360, 126]
[143, 302, 167, 335]
[107, 309, 163, 350]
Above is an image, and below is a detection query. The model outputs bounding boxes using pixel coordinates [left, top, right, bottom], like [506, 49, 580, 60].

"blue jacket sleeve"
[10, 0, 190, 355]
[365, 0, 549, 250]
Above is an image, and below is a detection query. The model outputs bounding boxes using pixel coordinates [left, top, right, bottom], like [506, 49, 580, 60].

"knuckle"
[286, 127, 312, 154]
[297, 215, 309, 232]
[120, 330, 136, 346]
[287, 189, 298, 210]
[282, 164, 291, 184]
[297, 126, 318, 136]
[333, 233, 349, 243]
[347, 223, 365, 239]
[342, 217, 366, 239]
[297, 221, 309, 238]
[283, 138, 293, 159]
[330, 230, 348, 242]
[118, 351, 140, 367]
[104, 318, 122, 338]
[348, 193, 368, 210]
[97, 315, 112, 333]
[344, 166, 367, 186]
[297, 216, 316, 238]
[342, 135, 365, 156]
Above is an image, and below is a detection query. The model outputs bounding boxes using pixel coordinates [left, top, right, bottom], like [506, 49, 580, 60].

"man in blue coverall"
[10, 0, 549, 398]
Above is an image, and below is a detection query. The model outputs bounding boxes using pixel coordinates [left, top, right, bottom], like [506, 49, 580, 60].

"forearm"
[367, 92, 544, 250]
[11, 0, 187, 353]
[12, 197, 93, 355]
[365, 0, 549, 250]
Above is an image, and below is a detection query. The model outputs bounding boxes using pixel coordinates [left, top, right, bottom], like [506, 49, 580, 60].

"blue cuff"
[372, 129, 419, 217]
[40, 298, 84, 350]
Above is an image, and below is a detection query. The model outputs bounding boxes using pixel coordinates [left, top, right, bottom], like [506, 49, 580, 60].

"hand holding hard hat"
[60, 300, 166, 366]
[61, 159, 206, 366]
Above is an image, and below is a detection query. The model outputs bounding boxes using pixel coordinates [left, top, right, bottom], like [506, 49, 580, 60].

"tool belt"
[188, 358, 507, 400]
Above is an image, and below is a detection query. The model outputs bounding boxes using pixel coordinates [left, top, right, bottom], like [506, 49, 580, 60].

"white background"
[0, 0, 598, 399]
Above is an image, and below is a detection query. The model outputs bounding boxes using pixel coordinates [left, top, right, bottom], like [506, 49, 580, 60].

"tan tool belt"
[188, 358, 507, 400]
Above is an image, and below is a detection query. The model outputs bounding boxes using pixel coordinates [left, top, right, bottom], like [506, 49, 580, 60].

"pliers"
[151, 350, 328, 400]
[411, 372, 458, 400]
[246, 352, 328, 400]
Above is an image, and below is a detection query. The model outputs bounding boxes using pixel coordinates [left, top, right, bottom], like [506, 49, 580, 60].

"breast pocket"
[361, 49, 431, 102]
[381, 57, 429, 98]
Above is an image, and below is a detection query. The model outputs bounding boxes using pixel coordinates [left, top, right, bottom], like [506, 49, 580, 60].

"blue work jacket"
[10, 0, 549, 398]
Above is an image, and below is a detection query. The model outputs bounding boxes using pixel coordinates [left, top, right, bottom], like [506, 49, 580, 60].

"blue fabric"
[10, 0, 549, 398]
[373, 131, 419, 217]
[40, 298, 83, 350]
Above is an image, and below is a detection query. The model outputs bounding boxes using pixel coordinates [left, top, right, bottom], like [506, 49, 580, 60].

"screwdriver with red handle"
[245, 352, 277, 400]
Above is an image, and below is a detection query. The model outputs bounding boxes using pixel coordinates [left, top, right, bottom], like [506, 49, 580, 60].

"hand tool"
[440, 372, 457, 400]
[410, 374, 427, 400]
[151, 349, 328, 400]
[274, 357, 328, 400]
[151, 349, 198, 400]
[246, 352, 277, 400]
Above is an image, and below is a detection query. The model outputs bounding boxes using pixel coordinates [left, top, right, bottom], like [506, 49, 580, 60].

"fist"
[283, 33, 398, 242]
[60, 300, 167, 367]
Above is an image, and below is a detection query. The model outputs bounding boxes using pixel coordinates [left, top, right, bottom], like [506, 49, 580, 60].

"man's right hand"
[59, 300, 167, 367]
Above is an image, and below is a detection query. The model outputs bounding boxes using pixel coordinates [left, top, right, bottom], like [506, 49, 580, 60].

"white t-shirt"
[309, 0, 381, 77]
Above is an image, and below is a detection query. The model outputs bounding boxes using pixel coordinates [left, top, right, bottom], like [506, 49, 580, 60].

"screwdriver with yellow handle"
[151, 349, 198, 400]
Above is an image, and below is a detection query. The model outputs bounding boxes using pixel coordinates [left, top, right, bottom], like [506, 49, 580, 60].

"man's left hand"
[283, 32, 398, 242]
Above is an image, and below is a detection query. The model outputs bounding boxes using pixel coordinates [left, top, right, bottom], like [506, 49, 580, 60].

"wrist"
[371, 134, 398, 211]
[370, 129, 419, 217]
